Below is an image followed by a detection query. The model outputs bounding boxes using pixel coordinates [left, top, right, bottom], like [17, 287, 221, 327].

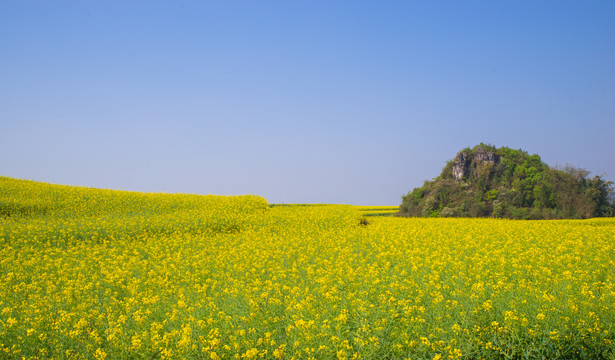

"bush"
[469, 202, 487, 217]
[511, 207, 530, 220]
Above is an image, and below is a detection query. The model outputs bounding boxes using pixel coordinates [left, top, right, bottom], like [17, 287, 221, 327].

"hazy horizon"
[2, 1, 614, 205]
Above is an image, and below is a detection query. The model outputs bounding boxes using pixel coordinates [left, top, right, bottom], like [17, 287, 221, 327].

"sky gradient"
[2, 1, 614, 205]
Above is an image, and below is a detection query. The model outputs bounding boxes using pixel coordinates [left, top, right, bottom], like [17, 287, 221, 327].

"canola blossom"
[1, 177, 614, 359]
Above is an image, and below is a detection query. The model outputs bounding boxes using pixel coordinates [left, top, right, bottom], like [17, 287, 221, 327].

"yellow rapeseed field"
[1, 176, 614, 359]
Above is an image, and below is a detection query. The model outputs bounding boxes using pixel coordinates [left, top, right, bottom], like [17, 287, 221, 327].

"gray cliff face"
[474, 146, 498, 164]
[452, 152, 470, 181]
[452, 146, 499, 181]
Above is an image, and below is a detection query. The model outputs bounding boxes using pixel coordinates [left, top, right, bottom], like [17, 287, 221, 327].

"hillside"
[0, 176, 270, 243]
[400, 144, 615, 219]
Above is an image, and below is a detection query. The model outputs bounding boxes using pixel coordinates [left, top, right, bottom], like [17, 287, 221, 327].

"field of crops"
[270, 205, 399, 217]
[1, 176, 614, 359]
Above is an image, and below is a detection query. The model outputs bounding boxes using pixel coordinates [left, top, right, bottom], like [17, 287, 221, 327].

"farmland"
[1, 177, 614, 359]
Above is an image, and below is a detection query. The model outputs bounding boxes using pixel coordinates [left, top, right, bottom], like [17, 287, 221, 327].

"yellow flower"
[94, 348, 108, 360]
[131, 335, 142, 350]
[244, 348, 258, 359]
[273, 348, 284, 359]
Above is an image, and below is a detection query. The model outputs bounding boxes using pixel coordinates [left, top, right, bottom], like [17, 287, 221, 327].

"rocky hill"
[400, 144, 615, 219]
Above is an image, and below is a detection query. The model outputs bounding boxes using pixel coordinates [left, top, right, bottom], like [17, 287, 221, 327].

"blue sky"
[2, 1, 614, 205]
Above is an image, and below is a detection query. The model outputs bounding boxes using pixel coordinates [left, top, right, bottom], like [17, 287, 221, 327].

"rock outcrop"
[474, 146, 499, 164]
[452, 146, 499, 181]
[452, 152, 470, 181]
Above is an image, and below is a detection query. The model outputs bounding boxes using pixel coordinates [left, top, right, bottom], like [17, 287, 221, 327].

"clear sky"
[2, 1, 614, 205]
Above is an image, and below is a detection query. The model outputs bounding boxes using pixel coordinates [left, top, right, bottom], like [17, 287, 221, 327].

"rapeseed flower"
[1, 176, 614, 359]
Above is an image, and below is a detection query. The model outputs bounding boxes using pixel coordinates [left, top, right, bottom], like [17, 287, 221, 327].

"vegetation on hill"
[400, 144, 615, 219]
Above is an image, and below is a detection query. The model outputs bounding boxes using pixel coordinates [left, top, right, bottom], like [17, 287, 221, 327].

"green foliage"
[400, 145, 615, 219]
